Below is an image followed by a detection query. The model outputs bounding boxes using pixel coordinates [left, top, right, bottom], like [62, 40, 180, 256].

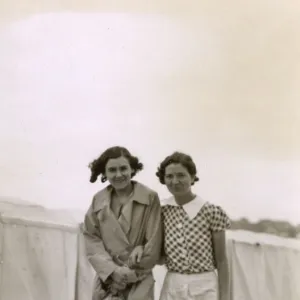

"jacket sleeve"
[157, 225, 166, 265]
[82, 198, 118, 282]
[137, 193, 163, 270]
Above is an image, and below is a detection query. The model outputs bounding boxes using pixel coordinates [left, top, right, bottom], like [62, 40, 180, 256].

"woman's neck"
[174, 191, 197, 206]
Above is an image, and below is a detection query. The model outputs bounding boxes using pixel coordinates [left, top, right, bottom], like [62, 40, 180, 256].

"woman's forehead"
[106, 156, 130, 168]
[165, 163, 188, 173]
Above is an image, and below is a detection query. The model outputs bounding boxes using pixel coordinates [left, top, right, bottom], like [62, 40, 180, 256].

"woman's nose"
[171, 177, 179, 184]
[115, 169, 122, 177]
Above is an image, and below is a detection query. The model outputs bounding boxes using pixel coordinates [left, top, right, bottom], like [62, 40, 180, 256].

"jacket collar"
[93, 181, 150, 212]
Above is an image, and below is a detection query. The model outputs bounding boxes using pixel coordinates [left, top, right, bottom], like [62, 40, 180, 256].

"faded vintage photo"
[0, 1, 299, 300]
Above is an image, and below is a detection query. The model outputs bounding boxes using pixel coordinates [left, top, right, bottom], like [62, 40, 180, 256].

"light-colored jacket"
[82, 181, 163, 300]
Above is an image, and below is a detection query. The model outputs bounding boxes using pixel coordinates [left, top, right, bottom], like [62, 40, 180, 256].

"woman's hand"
[110, 281, 127, 293]
[111, 266, 138, 284]
[128, 245, 144, 268]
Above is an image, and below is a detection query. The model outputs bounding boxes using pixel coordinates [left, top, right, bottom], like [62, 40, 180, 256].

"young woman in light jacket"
[83, 146, 163, 300]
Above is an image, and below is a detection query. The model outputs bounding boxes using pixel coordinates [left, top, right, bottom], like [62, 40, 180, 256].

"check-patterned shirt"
[161, 196, 230, 274]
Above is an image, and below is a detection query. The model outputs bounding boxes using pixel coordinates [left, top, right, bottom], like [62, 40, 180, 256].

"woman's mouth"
[114, 178, 126, 183]
[173, 185, 182, 190]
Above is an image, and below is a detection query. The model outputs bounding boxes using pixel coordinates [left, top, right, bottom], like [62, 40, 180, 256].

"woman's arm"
[212, 231, 230, 300]
[82, 199, 119, 282]
[209, 204, 231, 300]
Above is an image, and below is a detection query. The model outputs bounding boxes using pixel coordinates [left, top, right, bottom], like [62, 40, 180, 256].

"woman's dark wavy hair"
[88, 146, 144, 183]
[156, 151, 199, 185]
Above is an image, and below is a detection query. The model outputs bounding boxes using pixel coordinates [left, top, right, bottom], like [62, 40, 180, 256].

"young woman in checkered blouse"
[156, 152, 231, 300]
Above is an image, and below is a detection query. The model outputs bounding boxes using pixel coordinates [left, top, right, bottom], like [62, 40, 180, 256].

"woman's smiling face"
[105, 156, 133, 190]
[164, 163, 194, 196]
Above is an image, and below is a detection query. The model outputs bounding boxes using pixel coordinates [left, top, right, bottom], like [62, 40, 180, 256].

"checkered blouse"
[161, 197, 231, 274]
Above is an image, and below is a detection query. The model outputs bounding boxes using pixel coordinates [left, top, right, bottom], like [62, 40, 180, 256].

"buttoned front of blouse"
[161, 196, 230, 274]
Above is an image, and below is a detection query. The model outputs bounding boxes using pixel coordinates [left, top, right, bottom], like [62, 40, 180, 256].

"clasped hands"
[110, 245, 144, 292]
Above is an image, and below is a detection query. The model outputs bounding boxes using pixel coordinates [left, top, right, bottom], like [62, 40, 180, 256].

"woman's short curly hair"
[156, 151, 199, 185]
[88, 146, 144, 183]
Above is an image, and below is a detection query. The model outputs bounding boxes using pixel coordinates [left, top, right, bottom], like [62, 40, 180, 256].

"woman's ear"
[191, 174, 196, 184]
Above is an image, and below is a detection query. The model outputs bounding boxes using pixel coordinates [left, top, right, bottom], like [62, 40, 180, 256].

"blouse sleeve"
[208, 204, 231, 232]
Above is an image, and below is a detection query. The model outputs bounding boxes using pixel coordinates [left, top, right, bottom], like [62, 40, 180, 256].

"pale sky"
[0, 2, 300, 224]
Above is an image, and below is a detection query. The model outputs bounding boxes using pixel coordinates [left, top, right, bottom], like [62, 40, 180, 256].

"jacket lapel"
[93, 182, 151, 243]
[93, 187, 130, 245]
[118, 200, 133, 235]
[117, 182, 151, 235]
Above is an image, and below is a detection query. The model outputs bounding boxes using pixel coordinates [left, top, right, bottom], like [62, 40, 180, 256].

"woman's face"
[105, 156, 133, 190]
[164, 163, 194, 196]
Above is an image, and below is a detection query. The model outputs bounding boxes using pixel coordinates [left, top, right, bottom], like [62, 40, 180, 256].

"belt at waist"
[168, 268, 215, 275]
